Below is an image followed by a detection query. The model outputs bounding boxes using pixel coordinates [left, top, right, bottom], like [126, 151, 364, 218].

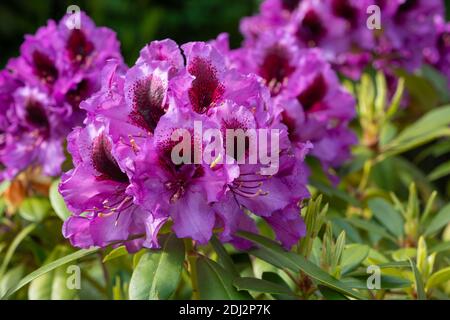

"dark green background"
[0, 0, 259, 67]
[0, 0, 449, 67]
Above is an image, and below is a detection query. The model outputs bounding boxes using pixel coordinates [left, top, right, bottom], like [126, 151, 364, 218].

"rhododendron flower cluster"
[60, 39, 313, 251]
[0, 12, 123, 180]
[215, 31, 357, 173]
[425, 16, 450, 85]
[240, 0, 446, 80]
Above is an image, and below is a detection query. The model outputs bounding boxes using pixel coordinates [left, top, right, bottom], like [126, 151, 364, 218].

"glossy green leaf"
[318, 285, 349, 300]
[409, 259, 426, 300]
[377, 261, 411, 269]
[343, 275, 411, 289]
[0, 265, 25, 298]
[380, 106, 450, 160]
[196, 256, 251, 300]
[233, 277, 296, 296]
[347, 218, 397, 243]
[28, 246, 77, 300]
[424, 203, 450, 236]
[129, 234, 185, 300]
[426, 267, 450, 290]
[49, 179, 71, 221]
[368, 198, 404, 238]
[261, 272, 296, 300]
[19, 197, 51, 222]
[0, 223, 37, 278]
[428, 161, 450, 181]
[392, 248, 416, 262]
[430, 241, 450, 254]
[237, 231, 366, 300]
[341, 244, 370, 275]
[0, 247, 98, 300]
[103, 246, 128, 263]
[210, 236, 238, 277]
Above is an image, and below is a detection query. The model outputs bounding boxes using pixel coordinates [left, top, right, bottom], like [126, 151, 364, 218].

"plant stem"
[185, 239, 200, 300]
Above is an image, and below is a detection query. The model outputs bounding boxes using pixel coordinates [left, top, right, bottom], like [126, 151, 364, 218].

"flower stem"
[185, 239, 200, 300]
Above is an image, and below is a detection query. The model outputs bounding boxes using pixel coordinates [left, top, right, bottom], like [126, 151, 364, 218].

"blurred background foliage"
[0, 0, 260, 67]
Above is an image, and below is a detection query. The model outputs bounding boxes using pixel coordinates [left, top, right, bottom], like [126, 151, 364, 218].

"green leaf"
[421, 65, 450, 102]
[233, 277, 296, 297]
[49, 179, 71, 221]
[424, 203, 450, 236]
[380, 106, 450, 160]
[347, 218, 397, 243]
[318, 285, 349, 300]
[129, 234, 185, 300]
[398, 70, 439, 108]
[28, 246, 77, 300]
[343, 275, 411, 289]
[310, 179, 361, 207]
[210, 236, 239, 277]
[368, 198, 404, 238]
[237, 231, 366, 300]
[377, 261, 411, 269]
[341, 244, 370, 275]
[426, 267, 450, 290]
[430, 241, 450, 254]
[196, 256, 251, 300]
[0, 247, 98, 300]
[0, 223, 37, 278]
[392, 248, 416, 262]
[428, 161, 450, 181]
[330, 217, 362, 243]
[18, 197, 51, 222]
[409, 259, 426, 300]
[261, 272, 296, 300]
[0, 265, 25, 298]
[103, 246, 128, 263]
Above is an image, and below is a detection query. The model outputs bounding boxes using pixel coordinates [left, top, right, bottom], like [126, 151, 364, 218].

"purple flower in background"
[373, 0, 444, 72]
[61, 39, 310, 251]
[0, 12, 123, 180]
[221, 27, 356, 174]
[424, 16, 450, 86]
[240, 0, 446, 80]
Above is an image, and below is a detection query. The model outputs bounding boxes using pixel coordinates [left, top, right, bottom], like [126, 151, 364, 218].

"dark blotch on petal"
[130, 75, 166, 133]
[66, 29, 94, 65]
[259, 45, 295, 96]
[331, 0, 359, 28]
[297, 74, 328, 112]
[188, 57, 225, 114]
[281, 0, 301, 12]
[438, 32, 450, 55]
[92, 134, 129, 183]
[25, 99, 50, 131]
[395, 0, 418, 23]
[66, 79, 91, 110]
[32, 51, 58, 84]
[296, 10, 327, 47]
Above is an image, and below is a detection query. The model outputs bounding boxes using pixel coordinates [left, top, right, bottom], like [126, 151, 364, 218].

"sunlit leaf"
[233, 277, 296, 297]
[49, 179, 71, 221]
[129, 234, 185, 300]
[196, 256, 251, 300]
[1, 247, 98, 300]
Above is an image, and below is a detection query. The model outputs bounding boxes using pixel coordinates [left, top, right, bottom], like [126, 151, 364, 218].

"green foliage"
[129, 234, 185, 300]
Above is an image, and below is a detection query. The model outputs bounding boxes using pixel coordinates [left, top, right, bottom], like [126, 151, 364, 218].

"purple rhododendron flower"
[424, 16, 450, 86]
[217, 29, 357, 174]
[60, 39, 311, 251]
[240, 0, 445, 80]
[0, 12, 123, 179]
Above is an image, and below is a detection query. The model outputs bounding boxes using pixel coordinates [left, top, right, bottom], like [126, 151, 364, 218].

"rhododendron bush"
[0, 1, 450, 301]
